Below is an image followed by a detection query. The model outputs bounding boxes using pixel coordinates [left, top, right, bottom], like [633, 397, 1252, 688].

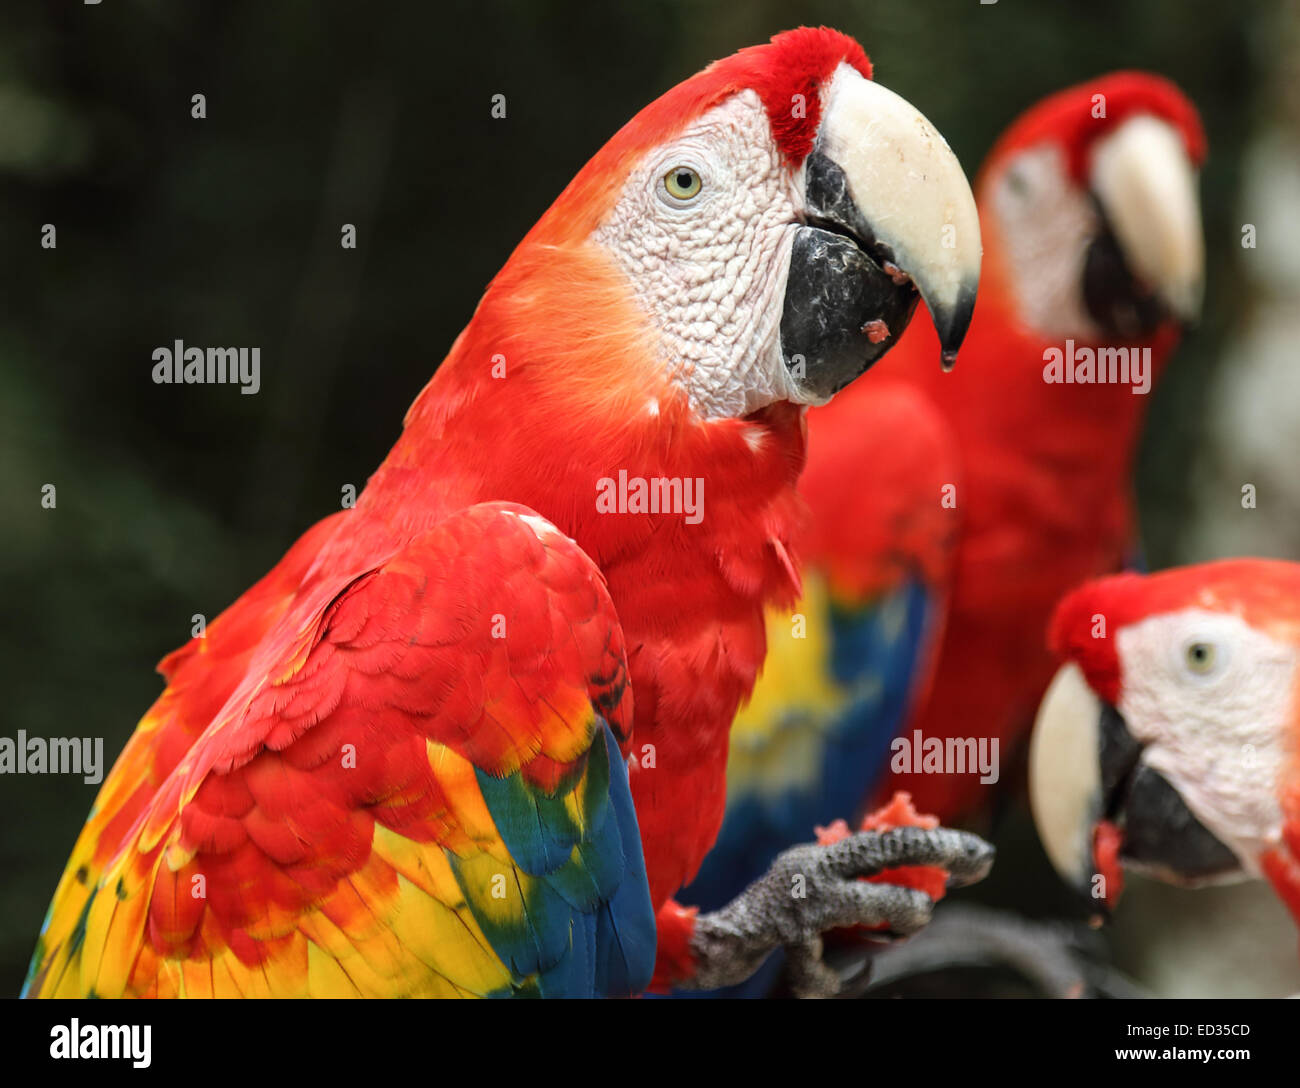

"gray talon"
[680, 826, 995, 997]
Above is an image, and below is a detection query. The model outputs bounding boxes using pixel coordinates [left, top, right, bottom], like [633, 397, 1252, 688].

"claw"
[679, 825, 995, 996]
[784, 939, 841, 999]
[819, 826, 996, 889]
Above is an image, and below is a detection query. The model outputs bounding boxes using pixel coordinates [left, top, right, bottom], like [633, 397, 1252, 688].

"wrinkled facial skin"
[594, 90, 804, 420]
[1113, 609, 1295, 874]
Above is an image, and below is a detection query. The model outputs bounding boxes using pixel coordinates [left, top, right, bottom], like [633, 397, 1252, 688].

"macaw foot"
[682, 826, 994, 998]
[852, 902, 1149, 998]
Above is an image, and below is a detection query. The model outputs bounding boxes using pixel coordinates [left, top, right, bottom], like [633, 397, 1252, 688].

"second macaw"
[685, 72, 1208, 938]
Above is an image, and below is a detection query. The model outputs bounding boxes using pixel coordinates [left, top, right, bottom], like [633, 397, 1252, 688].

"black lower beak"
[1082, 213, 1173, 340]
[780, 152, 921, 399]
[1117, 764, 1241, 885]
[780, 226, 919, 399]
[1095, 702, 1241, 892]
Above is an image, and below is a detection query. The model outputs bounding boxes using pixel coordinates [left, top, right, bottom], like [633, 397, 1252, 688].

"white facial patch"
[592, 90, 804, 418]
[1117, 609, 1296, 874]
[989, 144, 1105, 340]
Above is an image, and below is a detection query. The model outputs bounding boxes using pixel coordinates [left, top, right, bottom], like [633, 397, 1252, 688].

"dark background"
[1, 0, 1290, 995]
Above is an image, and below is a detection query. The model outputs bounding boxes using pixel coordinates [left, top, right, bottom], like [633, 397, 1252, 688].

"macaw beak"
[782, 64, 981, 400]
[1084, 114, 1205, 336]
[1029, 663, 1242, 918]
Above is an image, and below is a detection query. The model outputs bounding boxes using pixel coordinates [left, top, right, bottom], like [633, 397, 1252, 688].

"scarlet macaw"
[24, 27, 988, 999]
[684, 74, 1207, 935]
[876, 72, 1206, 822]
[1030, 560, 1300, 940]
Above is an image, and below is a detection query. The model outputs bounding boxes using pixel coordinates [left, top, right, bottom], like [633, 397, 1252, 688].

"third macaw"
[1030, 560, 1300, 945]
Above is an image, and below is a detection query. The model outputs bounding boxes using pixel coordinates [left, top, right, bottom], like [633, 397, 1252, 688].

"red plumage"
[1050, 560, 1300, 707]
[989, 71, 1205, 181]
[864, 72, 1205, 819]
[30, 27, 881, 996]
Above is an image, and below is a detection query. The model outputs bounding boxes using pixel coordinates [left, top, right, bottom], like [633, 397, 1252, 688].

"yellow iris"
[664, 167, 701, 200]
[1185, 641, 1217, 674]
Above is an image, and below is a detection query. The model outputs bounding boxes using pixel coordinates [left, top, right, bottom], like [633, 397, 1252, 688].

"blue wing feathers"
[468, 719, 655, 997]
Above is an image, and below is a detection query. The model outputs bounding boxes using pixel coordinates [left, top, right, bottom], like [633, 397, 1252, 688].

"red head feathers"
[984, 70, 1206, 186]
[1050, 560, 1300, 706]
[525, 27, 875, 247]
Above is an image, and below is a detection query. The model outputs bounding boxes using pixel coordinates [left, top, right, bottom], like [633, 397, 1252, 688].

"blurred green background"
[2, 0, 1295, 996]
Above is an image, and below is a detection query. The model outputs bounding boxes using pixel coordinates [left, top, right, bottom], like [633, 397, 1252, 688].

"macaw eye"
[663, 167, 702, 201]
[1184, 641, 1217, 674]
[1005, 167, 1030, 198]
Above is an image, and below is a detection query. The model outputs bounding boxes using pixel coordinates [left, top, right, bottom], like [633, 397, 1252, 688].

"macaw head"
[428, 27, 980, 424]
[1030, 560, 1300, 925]
[977, 71, 1206, 345]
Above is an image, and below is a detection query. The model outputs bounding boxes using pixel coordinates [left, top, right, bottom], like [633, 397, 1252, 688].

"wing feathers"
[28, 502, 654, 998]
